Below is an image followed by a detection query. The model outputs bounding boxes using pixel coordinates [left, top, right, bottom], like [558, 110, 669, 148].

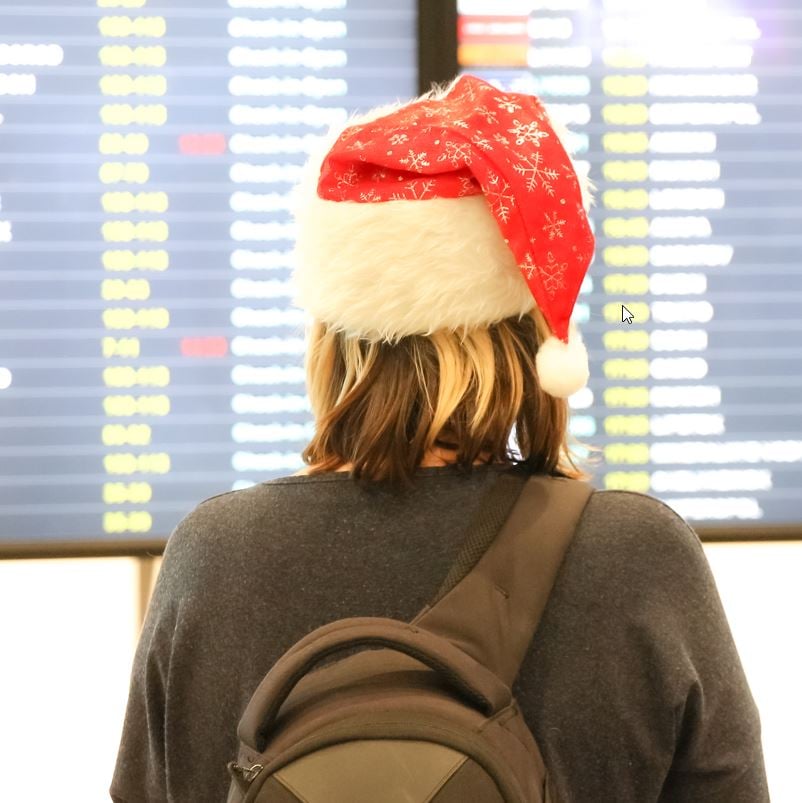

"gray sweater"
[111, 463, 769, 802]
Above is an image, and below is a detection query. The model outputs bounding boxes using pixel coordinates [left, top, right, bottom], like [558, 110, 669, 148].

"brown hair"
[298, 307, 601, 493]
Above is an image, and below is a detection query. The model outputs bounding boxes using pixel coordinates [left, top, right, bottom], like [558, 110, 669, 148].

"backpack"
[227, 466, 595, 802]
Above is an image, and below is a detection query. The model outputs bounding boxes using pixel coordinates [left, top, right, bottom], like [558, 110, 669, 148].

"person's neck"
[294, 445, 499, 475]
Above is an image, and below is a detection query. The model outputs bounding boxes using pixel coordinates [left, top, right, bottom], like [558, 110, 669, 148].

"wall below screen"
[0, 544, 799, 802]
[703, 542, 802, 800]
[0, 558, 139, 802]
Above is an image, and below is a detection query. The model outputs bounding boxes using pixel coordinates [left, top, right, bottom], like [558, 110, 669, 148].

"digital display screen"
[0, 0, 417, 548]
[2, 0, 800, 552]
[457, 0, 802, 531]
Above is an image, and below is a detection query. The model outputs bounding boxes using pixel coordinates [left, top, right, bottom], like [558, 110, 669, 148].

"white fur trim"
[293, 193, 534, 342]
[535, 323, 590, 399]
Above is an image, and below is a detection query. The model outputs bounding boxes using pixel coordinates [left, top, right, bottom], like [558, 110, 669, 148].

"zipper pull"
[227, 761, 264, 788]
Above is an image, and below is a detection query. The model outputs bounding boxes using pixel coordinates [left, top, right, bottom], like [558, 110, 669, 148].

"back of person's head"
[291, 76, 601, 492]
[299, 312, 597, 492]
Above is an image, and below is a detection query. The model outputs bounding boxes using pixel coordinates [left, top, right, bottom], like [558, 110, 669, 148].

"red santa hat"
[291, 74, 595, 398]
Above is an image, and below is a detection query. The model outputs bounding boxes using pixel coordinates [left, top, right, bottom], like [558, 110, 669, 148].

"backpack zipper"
[229, 762, 264, 784]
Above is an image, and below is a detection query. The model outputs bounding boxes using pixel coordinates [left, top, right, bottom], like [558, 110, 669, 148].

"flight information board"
[457, 0, 802, 532]
[0, 0, 416, 549]
[2, 1, 800, 551]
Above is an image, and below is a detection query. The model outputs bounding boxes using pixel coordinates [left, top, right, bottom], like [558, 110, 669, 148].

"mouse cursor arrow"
[622, 305, 634, 324]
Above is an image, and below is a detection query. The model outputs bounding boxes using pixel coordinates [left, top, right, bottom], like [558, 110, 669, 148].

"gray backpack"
[227, 467, 594, 802]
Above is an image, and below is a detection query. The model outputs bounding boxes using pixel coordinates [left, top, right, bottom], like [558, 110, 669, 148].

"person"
[111, 76, 769, 802]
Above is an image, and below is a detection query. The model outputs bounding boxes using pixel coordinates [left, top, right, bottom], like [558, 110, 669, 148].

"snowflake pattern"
[538, 251, 569, 297]
[543, 210, 567, 240]
[485, 171, 515, 223]
[335, 166, 358, 191]
[422, 105, 452, 119]
[508, 119, 549, 147]
[474, 105, 499, 125]
[390, 179, 435, 201]
[399, 149, 430, 170]
[471, 133, 494, 152]
[461, 81, 478, 102]
[521, 253, 538, 282]
[496, 96, 522, 113]
[493, 132, 511, 147]
[383, 122, 414, 139]
[360, 188, 382, 202]
[512, 152, 559, 195]
[343, 124, 365, 140]
[437, 140, 473, 166]
[389, 133, 409, 146]
[458, 175, 478, 197]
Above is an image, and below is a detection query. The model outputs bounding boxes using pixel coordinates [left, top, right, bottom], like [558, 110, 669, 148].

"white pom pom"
[535, 325, 590, 399]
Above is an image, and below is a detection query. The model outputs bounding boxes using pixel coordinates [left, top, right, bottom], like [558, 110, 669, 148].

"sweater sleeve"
[649, 501, 770, 802]
[109, 527, 185, 803]
[601, 491, 769, 802]
[522, 490, 770, 802]
[109, 488, 257, 802]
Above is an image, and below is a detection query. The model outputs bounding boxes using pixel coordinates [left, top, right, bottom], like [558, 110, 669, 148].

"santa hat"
[291, 74, 595, 398]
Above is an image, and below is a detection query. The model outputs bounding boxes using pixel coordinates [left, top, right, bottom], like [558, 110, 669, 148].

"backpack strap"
[410, 468, 594, 689]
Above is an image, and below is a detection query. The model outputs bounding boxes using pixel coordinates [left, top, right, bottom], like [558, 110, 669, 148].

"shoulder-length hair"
[298, 307, 600, 493]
